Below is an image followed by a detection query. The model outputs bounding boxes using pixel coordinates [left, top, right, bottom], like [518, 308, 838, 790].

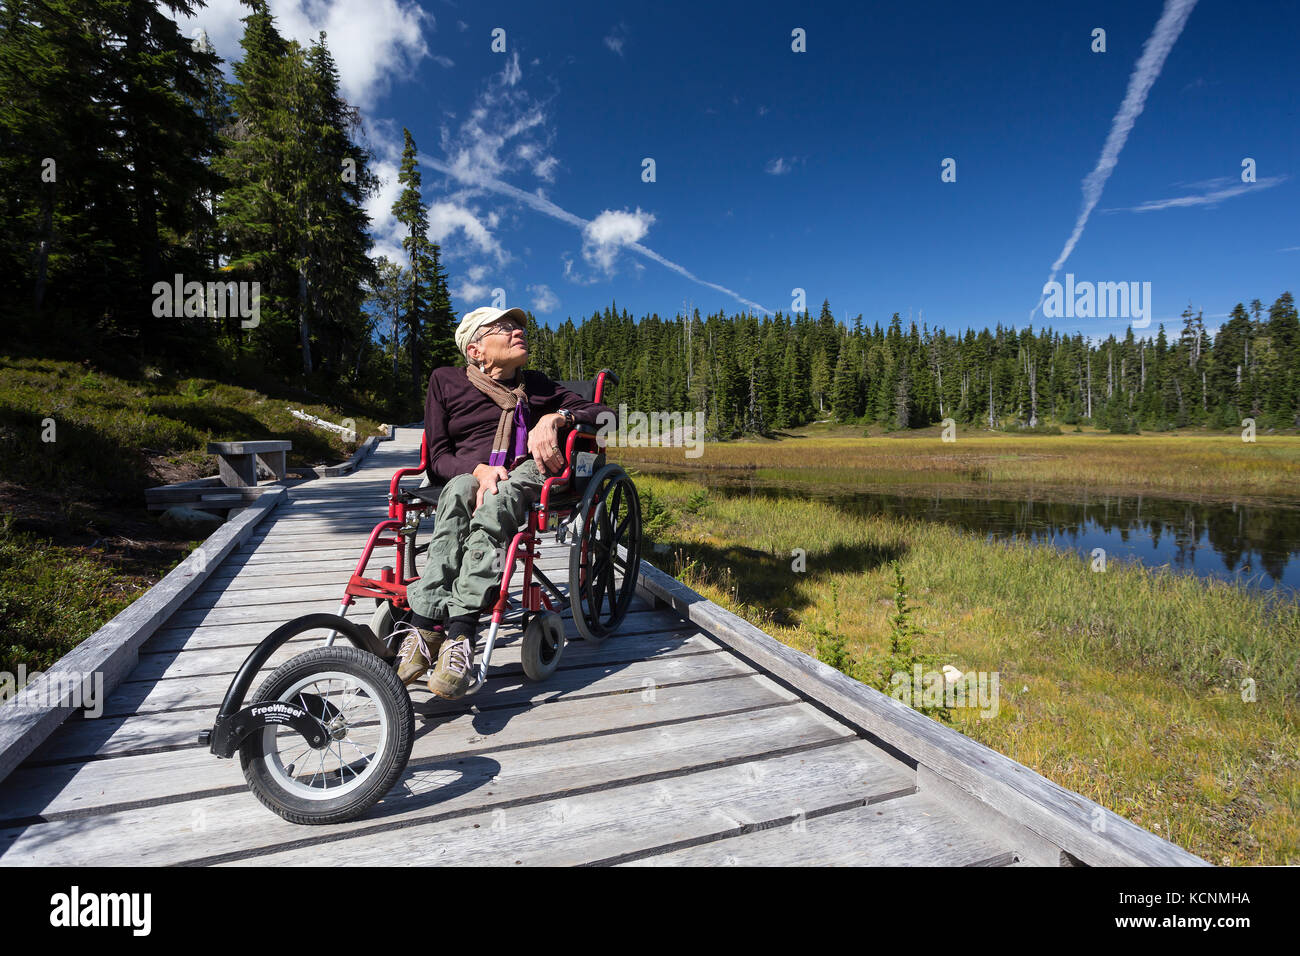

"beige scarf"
[467, 365, 528, 467]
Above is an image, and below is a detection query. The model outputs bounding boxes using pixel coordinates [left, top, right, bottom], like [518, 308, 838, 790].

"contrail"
[1031, 0, 1198, 319]
[421, 153, 773, 316]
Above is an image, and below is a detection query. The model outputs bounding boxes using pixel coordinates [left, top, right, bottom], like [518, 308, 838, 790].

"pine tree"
[300, 33, 378, 380]
[831, 342, 859, 421]
[1, 0, 220, 343]
[392, 127, 454, 397]
[894, 357, 913, 429]
[1264, 292, 1299, 424]
[214, 1, 299, 370]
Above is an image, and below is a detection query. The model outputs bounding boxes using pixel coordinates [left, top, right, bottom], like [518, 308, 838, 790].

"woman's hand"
[528, 412, 566, 476]
[472, 463, 510, 510]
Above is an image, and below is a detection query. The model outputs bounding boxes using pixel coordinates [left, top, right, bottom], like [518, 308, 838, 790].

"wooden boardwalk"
[0, 428, 1198, 866]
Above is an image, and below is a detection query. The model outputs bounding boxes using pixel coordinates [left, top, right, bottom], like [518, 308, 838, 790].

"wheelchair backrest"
[557, 379, 597, 402]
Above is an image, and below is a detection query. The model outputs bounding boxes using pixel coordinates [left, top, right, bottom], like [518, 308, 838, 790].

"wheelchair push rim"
[570, 466, 642, 642]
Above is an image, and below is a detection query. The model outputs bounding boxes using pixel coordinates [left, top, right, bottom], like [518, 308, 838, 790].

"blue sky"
[181, 0, 1298, 336]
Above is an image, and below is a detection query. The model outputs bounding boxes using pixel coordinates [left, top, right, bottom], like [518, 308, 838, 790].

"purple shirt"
[423, 366, 612, 484]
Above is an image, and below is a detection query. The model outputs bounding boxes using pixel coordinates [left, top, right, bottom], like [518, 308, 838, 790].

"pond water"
[638, 470, 1300, 596]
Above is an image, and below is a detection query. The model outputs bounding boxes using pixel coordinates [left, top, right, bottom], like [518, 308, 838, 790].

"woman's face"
[471, 320, 529, 373]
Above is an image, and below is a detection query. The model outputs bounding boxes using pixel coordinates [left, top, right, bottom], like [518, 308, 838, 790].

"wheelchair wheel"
[239, 646, 414, 825]
[569, 467, 642, 643]
[521, 611, 565, 681]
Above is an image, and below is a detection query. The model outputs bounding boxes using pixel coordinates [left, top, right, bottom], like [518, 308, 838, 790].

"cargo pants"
[406, 459, 547, 624]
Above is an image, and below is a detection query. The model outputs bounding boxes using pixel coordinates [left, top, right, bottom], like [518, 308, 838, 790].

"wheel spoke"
[602, 557, 617, 617]
[344, 738, 373, 766]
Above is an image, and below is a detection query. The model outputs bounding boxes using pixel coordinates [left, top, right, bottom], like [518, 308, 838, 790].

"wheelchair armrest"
[572, 423, 599, 436]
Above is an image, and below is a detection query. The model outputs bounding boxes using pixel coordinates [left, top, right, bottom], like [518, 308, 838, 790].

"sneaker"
[427, 637, 475, 699]
[395, 625, 443, 686]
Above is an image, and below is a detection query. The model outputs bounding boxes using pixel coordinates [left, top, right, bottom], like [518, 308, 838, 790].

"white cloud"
[368, 237, 406, 265]
[533, 156, 560, 181]
[583, 208, 655, 273]
[604, 23, 627, 56]
[453, 277, 492, 301]
[765, 157, 793, 175]
[467, 264, 490, 282]
[1108, 175, 1287, 213]
[562, 254, 600, 286]
[175, 0, 436, 109]
[428, 201, 507, 263]
[502, 50, 522, 87]
[439, 51, 552, 192]
[528, 284, 560, 313]
[413, 47, 771, 313]
[364, 158, 404, 244]
[1032, 0, 1199, 319]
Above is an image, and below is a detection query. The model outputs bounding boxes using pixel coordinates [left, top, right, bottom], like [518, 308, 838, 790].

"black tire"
[569, 467, 642, 643]
[239, 646, 414, 825]
[521, 612, 565, 681]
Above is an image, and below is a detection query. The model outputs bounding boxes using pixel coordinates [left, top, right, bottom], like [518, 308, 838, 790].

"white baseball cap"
[455, 306, 528, 357]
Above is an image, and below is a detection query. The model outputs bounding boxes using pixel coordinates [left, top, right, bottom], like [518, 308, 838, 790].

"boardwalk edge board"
[0, 487, 287, 786]
[631, 556, 1208, 868]
[318, 432, 391, 478]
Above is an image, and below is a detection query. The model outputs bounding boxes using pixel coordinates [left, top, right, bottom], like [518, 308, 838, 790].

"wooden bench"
[206, 440, 291, 488]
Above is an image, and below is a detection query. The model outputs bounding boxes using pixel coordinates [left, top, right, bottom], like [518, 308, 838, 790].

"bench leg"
[217, 453, 257, 488]
[256, 450, 287, 480]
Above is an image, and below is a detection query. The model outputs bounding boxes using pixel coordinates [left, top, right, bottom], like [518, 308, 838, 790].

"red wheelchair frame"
[202, 368, 641, 823]
[327, 368, 641, 692]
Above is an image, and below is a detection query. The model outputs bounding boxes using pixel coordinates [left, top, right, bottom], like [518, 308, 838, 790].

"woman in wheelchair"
[395, 305, 613, 699]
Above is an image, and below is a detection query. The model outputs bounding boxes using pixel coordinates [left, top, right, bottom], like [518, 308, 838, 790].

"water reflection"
[638, 470, 1300, 595]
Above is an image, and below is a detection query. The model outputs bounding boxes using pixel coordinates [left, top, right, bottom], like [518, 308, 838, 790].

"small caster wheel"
[521, 612, 565, 681]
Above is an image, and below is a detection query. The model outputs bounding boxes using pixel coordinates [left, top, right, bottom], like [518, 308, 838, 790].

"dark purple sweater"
[424, 366, 612, 484]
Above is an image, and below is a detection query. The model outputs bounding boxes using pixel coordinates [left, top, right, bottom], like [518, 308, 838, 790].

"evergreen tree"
[300, 33, 378, 380]
[392, 127, 455, 397]
[1263, 292, 1299, 424]
[830, 341, 859, 421]
[214, 1, 299, 370]
[1, 0, 221, 344]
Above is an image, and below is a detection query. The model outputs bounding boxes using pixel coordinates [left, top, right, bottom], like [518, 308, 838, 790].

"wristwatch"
[557, 408, 576, 428]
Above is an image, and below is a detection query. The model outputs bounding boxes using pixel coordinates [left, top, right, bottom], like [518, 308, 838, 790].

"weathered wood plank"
[216, 741, 917, 867]
[0, 703, 857, 866]
[624, 792, 1011, 867]
[0, 674, 802, 824]
[55, 625, 721, 727]
[27, 649, 753, 766]
[141, 604, 692, 654]
[208, 440, 292, 455]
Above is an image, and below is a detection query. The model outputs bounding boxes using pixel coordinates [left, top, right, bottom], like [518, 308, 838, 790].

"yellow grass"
[617, 429, 1300, 503]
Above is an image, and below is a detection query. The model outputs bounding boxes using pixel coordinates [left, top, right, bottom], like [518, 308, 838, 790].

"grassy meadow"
[618, 423, 1300, 503]
[613, 428, 1300, 864]
[0, 354, 386, 678]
